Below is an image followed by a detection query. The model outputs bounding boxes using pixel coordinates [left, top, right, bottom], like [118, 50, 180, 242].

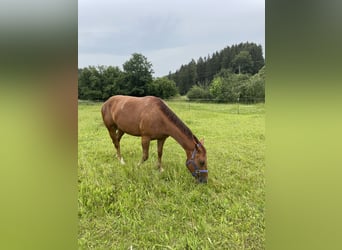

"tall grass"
[78, 101, 265, 249]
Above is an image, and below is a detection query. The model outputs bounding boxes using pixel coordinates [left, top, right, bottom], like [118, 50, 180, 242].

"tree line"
[78, 53, 178, 101]
[187, 65, 265, 103]
[78, 42, 265, 103]
[168, 42, 264, 95]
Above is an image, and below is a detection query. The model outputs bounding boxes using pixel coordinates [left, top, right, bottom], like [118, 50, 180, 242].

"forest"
[78, 42, 265, 103]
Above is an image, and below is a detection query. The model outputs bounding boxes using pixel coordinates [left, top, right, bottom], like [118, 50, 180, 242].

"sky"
[78, 0, 264, 77]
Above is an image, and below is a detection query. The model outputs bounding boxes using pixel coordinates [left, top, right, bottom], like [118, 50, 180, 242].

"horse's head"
[186, 139, 208, 183]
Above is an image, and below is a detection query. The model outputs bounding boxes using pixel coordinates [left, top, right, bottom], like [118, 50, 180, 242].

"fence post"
[237, 97, 240, 114]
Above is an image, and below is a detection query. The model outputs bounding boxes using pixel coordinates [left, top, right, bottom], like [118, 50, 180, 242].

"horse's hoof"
[120, 158, 125, 165]
[159, 167, 164, 172]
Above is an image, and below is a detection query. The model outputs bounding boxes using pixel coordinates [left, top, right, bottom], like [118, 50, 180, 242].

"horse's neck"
[168, 126, 195, 158]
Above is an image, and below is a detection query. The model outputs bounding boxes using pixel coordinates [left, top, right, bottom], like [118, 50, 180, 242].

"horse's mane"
[157, 99, 199, 143]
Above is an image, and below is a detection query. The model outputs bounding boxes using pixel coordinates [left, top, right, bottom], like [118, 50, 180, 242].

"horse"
[101, 95, 208, 183]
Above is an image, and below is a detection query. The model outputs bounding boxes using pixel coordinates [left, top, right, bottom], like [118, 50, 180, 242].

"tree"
[232, 51, 254, 74]
[102, 66, 124, 99]
[78, 66, 103, 100]
[176, 65, 188, 95]
[78, 65, 125, 101]
[186, 84, 212, 101]
[123, 53, 154, 96]
[78, 67, 92, 100]
[244, 65, 265, 102]
[209, 77, 224, 101]
[188, 59, 198, 88]
[148, 77, 178, 99]
[196, 57, 206, 83]
[221, 46, 232, 69]
[210, 73, 249, 102]
[168, 42, 265, 94]
[249, 44, 265, 74]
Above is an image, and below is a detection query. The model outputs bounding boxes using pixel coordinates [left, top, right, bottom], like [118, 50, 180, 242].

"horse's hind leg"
[116, 129, 125, 164]
[139, 136, 150, 166]
[108, 126, 125, 164]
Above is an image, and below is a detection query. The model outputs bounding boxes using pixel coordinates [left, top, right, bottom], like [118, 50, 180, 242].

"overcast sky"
[79, 0, 264, 77]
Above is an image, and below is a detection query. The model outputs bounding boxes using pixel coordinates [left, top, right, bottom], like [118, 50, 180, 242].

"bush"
[148, 77, 178, 99]
[210, 74, 249, 103]
[186, 85, 212, 101]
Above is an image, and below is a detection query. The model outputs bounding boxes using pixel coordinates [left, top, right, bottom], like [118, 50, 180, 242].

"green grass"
[78, 101, 265, 249]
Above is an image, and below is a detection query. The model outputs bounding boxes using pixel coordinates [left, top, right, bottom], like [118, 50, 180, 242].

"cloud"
[79, 0, 265, 76]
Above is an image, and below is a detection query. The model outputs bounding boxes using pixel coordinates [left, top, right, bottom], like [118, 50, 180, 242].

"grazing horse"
[101, 95, 208, 183]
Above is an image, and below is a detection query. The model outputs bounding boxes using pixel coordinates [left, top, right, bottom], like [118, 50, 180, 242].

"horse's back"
[103, 95, 160, 114]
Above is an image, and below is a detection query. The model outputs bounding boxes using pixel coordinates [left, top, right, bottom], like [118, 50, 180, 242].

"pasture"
[78, 100, 265, 249]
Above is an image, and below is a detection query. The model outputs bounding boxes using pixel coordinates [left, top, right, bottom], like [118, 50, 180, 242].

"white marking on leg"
[120, 157, 125, 165]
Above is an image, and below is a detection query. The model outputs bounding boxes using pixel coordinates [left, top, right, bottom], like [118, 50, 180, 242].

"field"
[78, 100, 265, 249]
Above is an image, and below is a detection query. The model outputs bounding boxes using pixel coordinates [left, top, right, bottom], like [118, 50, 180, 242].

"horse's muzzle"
[198, 176, 208, 183]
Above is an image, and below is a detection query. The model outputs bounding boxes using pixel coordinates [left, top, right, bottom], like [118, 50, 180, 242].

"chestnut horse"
[101, 95, 208, 183]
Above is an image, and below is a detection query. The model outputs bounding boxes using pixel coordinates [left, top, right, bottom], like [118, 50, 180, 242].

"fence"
[166, 97, 265, 115]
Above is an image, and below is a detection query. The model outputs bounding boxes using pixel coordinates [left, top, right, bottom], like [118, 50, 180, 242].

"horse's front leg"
[139, 136, 150, 166]
[157, 137, 167, 172]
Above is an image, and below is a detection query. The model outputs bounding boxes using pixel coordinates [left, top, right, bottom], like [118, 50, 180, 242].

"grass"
[78, 100, 265, 249]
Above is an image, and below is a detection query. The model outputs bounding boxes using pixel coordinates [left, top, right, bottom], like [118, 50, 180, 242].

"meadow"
[78, 100, 265, 249]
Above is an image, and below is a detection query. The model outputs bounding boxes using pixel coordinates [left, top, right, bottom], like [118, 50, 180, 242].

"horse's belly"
[116, 116, 166, 139]
[116, 119, 142, 136]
